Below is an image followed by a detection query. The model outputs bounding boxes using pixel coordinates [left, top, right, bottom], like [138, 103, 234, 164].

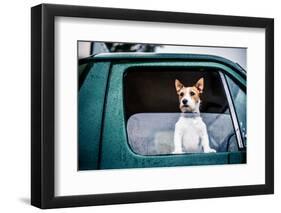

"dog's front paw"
[172, 149, 184, 154]
[204, 148, 216, 153]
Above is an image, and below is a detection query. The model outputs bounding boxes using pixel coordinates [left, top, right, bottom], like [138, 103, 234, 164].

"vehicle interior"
[124, 67, 239, 155]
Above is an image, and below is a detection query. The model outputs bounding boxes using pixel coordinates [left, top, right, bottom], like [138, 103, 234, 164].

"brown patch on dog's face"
[190, 86, 201, 103]
[175, 78, 204, 112]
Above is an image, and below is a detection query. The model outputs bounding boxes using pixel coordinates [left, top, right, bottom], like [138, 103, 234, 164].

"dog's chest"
[176, 117, 206, 152]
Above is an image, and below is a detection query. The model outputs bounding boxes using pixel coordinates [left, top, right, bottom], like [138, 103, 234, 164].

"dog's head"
[175, 78, 204, 113]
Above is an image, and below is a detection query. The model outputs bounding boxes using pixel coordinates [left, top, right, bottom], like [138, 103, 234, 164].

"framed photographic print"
[31, 3, 274, 209]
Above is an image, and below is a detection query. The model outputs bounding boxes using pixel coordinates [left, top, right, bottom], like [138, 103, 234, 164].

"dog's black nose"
[182, 99, 188, 105]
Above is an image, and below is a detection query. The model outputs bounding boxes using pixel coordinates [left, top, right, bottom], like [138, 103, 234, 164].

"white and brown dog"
[173, 78, 216, 154]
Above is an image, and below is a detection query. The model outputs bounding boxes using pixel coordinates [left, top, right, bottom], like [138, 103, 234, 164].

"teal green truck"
[79, 53, 247, 170]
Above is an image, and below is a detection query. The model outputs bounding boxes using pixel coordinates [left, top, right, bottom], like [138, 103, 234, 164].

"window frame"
[219, 72, 245, 150]
[223, 72, 247, 148]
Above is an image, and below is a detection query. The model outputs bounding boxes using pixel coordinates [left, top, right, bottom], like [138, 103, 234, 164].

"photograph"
[78, 41, 247, 170]
[30, 3, 273, 208]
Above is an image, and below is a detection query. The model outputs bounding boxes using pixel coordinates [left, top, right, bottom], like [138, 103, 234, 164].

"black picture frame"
[31, 3, 274, 209]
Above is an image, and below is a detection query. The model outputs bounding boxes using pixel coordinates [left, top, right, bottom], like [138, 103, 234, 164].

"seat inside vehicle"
[127, 113, 238, 155]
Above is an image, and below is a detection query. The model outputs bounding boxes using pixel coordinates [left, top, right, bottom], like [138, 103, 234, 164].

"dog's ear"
[195, 78, 204, 93]
[175, 79, 184, 92]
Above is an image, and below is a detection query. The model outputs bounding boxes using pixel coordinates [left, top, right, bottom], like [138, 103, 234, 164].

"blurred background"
[78, 41, 247, 69]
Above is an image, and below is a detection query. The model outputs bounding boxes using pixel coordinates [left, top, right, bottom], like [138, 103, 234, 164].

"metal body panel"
[79, 62, 111, 169]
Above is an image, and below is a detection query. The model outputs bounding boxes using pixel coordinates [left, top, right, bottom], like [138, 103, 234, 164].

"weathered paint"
[78, 62, 111, 170]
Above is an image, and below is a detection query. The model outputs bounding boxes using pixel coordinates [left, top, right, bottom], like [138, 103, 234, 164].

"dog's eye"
[179, 92, 184, 97]
[190, 91, 195, 96]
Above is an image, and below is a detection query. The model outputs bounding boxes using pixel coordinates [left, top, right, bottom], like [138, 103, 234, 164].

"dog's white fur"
[173, 78, 216, 153]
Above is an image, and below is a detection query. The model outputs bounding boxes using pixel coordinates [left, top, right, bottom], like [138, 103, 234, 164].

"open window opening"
[124, 66, 243, 155]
